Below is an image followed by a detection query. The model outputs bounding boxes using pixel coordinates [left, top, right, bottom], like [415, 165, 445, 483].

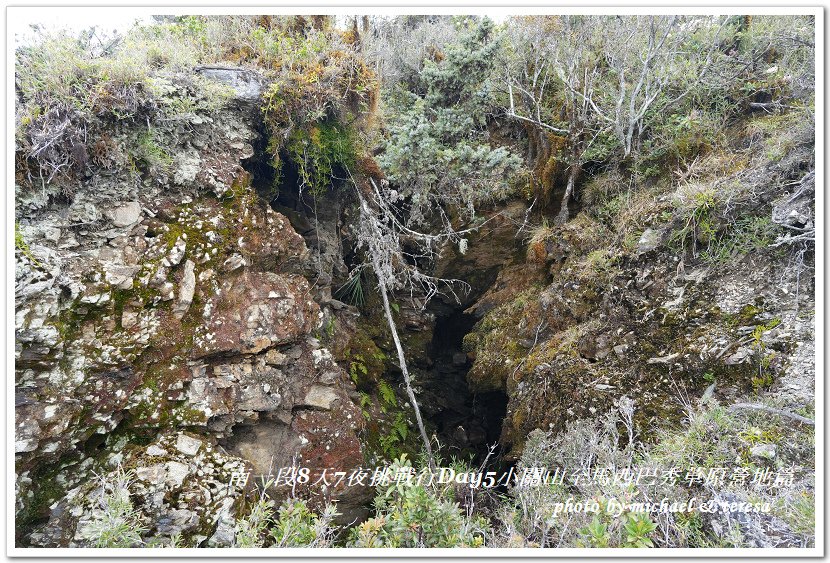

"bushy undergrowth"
[348, 456, 489, 547]
[235, 487, 340, 548]
[16, 24, 231, 190]
[14, 15, 377, 200]
[212, 397, 812, 549]
[78, 467, 147, 548]
[227, 454, 488, 549]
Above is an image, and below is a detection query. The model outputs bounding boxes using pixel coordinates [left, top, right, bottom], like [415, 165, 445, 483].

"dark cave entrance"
[242, 124, 278, 202]
[242, 124, 313, 234]
[417, 306, 509, 467]
[242, 127, 509, 467]
[266, 157, 317, 239]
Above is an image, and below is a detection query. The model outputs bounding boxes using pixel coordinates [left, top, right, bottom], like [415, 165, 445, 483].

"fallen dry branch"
[727, 402, 815, 426]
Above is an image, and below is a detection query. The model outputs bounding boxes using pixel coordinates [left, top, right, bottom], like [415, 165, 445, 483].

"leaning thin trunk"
[554, 168, 575, 224]
[555, 102, 583, 224]
[555, 157, 580, 225]
[372, 255, 436, 470]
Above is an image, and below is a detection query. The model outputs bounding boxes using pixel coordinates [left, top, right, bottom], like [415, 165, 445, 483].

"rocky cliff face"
[15, 66, 816, 548]
[462, 113, 816, 459]
[15, 68, 369, 547]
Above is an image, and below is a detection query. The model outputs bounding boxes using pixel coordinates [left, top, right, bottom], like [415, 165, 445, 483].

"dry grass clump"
[490, 398, 815, 548]
[580, 169, 625, 208]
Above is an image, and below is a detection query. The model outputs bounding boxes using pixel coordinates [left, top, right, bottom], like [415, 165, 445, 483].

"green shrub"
[79, 466, 147, 548]
[235, 492, 274, 548]
[622, 513, 658, 547]
[270, 499, 340, 547]
[379, 18, 523, 225]
[576, 510, 658, 548]
[235, 486, 339, 548]
[701, 215, 780, 264]
[348, 455, 488, 547]
[498, 397, 814, 548]
[286, 120, 357, 197]
[669, 187, 719, 256]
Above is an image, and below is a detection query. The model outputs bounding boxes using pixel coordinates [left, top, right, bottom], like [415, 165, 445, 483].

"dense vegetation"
[15, 14, 814, 226]
[15, 13, 815, 549]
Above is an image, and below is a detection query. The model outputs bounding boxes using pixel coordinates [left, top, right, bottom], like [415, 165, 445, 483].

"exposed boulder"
[172, 260, 196, 320]
[105, 201, 142, 228]
[192, 271, 318, 357]
[196, 66, 263, 101]
[636, 227, 663, 255]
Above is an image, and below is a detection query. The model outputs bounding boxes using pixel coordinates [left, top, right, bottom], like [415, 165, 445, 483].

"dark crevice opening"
[242, 122, 277, 203]
[242, 126, 317, 241]
[416, 307, 508, 468]
[242, 127, 508, 468]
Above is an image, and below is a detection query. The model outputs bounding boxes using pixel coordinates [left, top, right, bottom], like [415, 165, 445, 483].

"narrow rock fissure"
[245, 130, 511, 473]
[417, 307, 508, 466]
[242, 124, 277, 203]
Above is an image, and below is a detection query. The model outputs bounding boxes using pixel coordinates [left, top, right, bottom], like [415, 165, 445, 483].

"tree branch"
[727, 402, 815, 426]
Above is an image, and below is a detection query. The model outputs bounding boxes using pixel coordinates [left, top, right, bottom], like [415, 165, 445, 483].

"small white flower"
[458, 238, 468, 255]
